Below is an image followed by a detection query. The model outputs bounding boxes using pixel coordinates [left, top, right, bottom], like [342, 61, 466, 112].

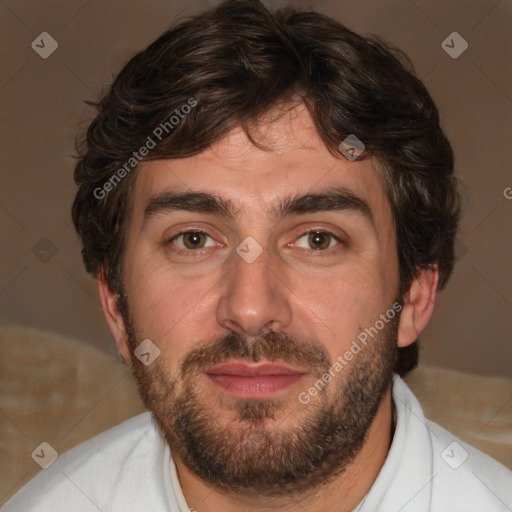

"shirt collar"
[357, 374, 434, 511]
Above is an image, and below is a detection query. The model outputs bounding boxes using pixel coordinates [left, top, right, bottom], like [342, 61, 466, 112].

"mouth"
[204, 361, 308, 399]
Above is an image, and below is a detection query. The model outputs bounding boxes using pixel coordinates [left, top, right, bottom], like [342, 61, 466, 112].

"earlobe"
[397, 266, 439, 348]
[97, 273, 132, 363]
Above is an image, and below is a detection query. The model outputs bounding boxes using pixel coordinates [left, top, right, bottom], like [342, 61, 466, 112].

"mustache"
[181, 330, 333, 378]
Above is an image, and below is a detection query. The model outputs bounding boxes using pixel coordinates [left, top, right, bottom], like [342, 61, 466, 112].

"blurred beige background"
[1, 1, 511, 373]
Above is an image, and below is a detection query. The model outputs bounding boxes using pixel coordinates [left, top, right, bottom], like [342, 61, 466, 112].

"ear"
[97, 272, 132, 363]
[397, 266, 439, 348]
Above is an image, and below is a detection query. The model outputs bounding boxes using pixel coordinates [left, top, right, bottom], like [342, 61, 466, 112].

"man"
[3, 0, 511, 511]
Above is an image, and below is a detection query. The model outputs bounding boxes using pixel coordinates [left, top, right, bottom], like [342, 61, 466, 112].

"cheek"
[300, 259, 389, 314]
[123, 258, 222, 359]
[295, 265, 392, 360]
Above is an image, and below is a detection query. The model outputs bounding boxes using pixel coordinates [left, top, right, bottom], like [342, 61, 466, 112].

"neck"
[174, 389, 394, 512]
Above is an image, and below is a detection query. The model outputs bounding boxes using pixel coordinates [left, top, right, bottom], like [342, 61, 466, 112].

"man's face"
[118, 104, 401, 495]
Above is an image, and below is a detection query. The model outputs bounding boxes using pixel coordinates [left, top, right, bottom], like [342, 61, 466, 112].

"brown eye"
[291, 229, 343, 254]
[181, 232, 207, 249]
[168, 231, 216, 252]
[307, 231, 332, 250]
[183, 231, 205, 249]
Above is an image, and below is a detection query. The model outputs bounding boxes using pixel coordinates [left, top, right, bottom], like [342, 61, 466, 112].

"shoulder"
[43, 411, 160, 472]
[427, 419, 512, 511]
[393, 375, 512, 511]
[1, 412, 173, 512]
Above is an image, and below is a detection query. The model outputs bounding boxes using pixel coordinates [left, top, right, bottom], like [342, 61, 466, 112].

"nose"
[215, 245, 293, 337]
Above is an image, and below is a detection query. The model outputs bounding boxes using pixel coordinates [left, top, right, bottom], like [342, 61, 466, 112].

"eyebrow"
[144, 187, 373, 226]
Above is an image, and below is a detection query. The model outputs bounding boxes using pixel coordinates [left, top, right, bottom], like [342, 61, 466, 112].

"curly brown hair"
[72, 0, 460, 376]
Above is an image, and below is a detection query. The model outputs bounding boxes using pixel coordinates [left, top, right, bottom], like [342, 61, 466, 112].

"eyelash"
[166, 229, 343, 257]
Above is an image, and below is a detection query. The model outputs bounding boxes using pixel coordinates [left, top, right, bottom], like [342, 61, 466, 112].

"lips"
[204, 362, 307, 399]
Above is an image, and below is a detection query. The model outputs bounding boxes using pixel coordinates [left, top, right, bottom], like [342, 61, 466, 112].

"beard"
[121, 299, 399, 498]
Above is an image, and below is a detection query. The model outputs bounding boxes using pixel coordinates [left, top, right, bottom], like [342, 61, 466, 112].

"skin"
[98, 104, 438, 512]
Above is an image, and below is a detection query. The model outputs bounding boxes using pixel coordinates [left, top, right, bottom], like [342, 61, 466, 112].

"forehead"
[131, 104, 391, 226]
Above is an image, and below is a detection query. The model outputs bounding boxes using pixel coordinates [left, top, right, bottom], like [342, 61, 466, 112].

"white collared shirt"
[3, 375, 511, 511]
